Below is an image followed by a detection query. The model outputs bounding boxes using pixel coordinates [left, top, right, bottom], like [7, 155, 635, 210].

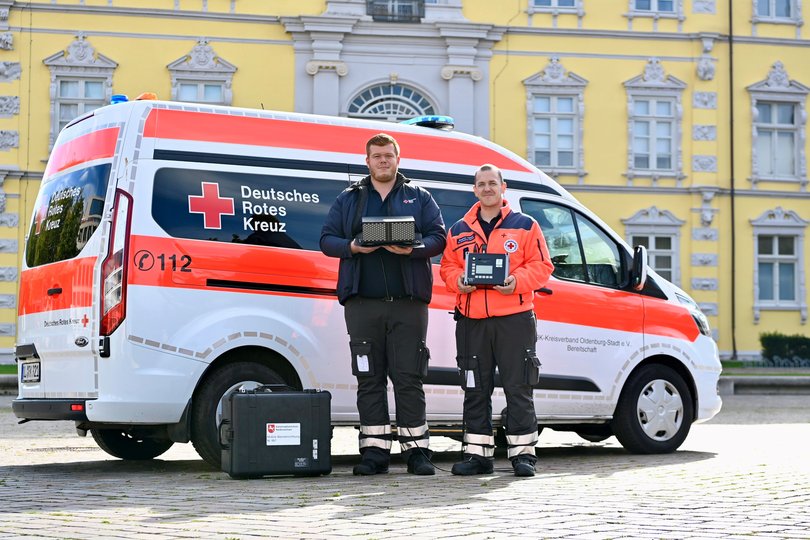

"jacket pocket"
[350, 340, 374, 377]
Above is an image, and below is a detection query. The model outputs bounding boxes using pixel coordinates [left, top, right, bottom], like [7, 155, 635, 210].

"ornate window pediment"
[747, 62, 808, 187]
[624, 59, 686, 185]
[622, 206, 685, 286]
[168, 39, 237, 105]
[524, 57, 587, 182]
[43, 33, 117, 148]
[751, 206, 808, 324]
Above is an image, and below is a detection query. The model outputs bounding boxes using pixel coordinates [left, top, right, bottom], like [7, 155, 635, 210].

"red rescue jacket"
[440, 200, 554, 319]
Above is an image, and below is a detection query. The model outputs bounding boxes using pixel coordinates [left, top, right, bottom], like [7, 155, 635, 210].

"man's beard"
[373, 169, 397, 183]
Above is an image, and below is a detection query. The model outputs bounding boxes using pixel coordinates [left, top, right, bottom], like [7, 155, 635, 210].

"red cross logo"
[188, 182, 235, 230]
[81, 314, 89, 327]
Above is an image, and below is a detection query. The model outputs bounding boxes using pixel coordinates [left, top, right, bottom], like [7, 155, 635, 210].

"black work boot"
[512, 455, 536, 477]
[407, 450, 436, 475]
[451, 455, 494, 476]
[353, 448, 390, 476]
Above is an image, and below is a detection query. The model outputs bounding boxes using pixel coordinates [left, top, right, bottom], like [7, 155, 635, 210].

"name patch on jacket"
[456, 234, 476, 245]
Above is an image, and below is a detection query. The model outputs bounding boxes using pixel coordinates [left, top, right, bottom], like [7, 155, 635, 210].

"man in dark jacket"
[320, 133, 446, 476]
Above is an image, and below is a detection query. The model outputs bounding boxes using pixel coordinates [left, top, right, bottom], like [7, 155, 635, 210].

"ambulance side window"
[152, 168, 347, 252]
[521, 199, 623, 288]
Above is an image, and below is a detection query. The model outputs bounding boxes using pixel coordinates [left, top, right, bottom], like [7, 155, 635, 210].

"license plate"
[21, 362, 40, 383]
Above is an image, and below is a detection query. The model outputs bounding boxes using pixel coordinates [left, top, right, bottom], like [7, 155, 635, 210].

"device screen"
[476, 265, 493, 274]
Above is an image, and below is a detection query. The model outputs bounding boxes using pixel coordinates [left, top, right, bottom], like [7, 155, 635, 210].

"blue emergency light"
[401, 115, 455, 131]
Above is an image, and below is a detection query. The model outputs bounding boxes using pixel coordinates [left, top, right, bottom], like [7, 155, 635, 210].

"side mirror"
[631, 245, 648, 291]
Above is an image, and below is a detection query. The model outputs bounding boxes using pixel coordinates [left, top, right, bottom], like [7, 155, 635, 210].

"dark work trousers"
[344, 296, 430, 464]
[456, 309, 540, 462]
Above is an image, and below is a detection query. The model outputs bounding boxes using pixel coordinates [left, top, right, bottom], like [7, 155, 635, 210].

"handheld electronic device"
[464, 252, 509, 286]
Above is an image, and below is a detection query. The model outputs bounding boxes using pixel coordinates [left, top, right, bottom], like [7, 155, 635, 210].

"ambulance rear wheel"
[191, 361, 286, 469]
[612, 364, 693, 454]
[91, 428, 174, 460]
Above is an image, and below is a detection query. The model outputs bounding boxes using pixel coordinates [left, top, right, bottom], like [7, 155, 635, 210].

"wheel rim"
[215, 380, 264, 427]
[636, 378, 684, 442]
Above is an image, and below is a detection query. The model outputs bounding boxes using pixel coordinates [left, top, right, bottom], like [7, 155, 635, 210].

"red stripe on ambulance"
[143, 108, 531, 173]
[43, 127, 119, 179]
[18, 257, 96, 316]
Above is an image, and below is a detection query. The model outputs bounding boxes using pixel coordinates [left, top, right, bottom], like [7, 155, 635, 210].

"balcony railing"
[367, 0, 425, 23]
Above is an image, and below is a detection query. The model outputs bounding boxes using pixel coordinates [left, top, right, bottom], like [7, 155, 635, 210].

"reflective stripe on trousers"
[506, 431, 538, 459]
[359, 424, 393, 450]
[399, 423, 430, 451]
[463, 432, 495, 458]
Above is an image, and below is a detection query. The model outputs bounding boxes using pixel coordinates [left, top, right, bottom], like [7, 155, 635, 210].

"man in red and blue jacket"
[440, 164, 554, 477]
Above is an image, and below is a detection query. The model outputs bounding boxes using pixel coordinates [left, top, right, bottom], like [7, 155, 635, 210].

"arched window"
[347, 84, 435, 121]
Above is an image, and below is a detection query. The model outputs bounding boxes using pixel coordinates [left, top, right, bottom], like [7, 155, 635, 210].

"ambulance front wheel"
[611, 364, 694, 454]
[90, 428, 174, 460]
[191, 361, 287, 468]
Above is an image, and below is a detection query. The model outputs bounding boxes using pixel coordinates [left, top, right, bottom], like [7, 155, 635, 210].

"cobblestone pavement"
[1, 395, 809, 539]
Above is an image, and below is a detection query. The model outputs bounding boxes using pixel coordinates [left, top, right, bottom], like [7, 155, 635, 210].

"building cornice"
[12, 3, 281, 24]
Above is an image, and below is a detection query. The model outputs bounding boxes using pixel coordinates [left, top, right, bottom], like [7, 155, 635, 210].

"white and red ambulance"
[14, 99, 721, 467]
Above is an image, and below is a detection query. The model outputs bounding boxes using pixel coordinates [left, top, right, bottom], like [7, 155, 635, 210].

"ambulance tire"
[611, 364, 694, 454]
[90, 428, 175, 460]
[191, 361, 286, 469]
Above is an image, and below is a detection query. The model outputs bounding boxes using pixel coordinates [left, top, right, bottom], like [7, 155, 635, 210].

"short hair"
[474, 164, 503, 183]
[366, 133, 400, 156]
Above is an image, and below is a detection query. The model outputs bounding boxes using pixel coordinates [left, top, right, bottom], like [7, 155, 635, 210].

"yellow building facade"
[1, 0, 808, 362]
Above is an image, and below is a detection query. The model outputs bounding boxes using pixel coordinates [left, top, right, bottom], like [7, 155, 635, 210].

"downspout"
[728, 0, 738, 360]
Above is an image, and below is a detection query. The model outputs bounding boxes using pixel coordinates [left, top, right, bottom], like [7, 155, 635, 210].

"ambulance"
[14, 99, 722, 467]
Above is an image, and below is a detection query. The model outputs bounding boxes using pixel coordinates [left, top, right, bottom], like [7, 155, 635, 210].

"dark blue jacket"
[320, 172, 446, 305]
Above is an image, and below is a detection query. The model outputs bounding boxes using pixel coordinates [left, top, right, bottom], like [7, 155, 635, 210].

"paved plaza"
[1, 394, 809, 539]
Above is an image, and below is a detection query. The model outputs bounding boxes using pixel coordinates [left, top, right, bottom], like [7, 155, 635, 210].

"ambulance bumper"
[12, 398, 90, 421]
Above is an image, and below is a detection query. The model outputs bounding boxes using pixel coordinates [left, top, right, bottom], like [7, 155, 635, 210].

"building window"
[625, 0, 684, 31]
[622, 206, 684, 287]
[624, 59, 685, 184]
[347, 83, 435, 121]
[754, 101, 798, 178]
[757, 234, 797, 302]
[633, 0, 675, 11]
[523, 57, 587, 181]
[750, 207, 808, 324]
[532, 96, 576, 169]
[43, 34, 116, 149]
[756, 0, 794, 18]
[747, 62, 808, 187]
[630, 234, 675, 282]
[534, 0, 576, 6]
[177, 82, 225, 104]
[632, 98, 675, 171]
[56, 79, 105, 133]
[168, 39, 236, 106]
[367, 0, 425, 22]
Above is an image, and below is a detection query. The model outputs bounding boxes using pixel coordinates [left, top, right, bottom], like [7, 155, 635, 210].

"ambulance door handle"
[537, 287, 553, 295]
[47, 287, 63, 296]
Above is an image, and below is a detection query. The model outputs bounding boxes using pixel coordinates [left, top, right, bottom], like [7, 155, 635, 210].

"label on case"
[266, 422, 301, 446]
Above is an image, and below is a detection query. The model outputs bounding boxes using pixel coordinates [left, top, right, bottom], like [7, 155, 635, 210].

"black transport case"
[220, 386, 332, 478]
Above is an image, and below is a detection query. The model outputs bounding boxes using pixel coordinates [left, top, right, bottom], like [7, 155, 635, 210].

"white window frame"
[346, 82, 436, 122]
[753, 0, 803, 23]
[624, 58, 686, 185]
[622, 206, 685, 287]
[625, 0, 684, 31]
[43, 34, 116, 149]
[168, 38, 236, 106]
[750, 207, 808, 324]
[747, 62, 808, 188]
[523, 57, 587, 182]
[527, 0, 584, 27]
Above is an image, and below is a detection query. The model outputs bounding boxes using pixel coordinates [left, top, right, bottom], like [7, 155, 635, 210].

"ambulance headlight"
[676, 293, 711, 337]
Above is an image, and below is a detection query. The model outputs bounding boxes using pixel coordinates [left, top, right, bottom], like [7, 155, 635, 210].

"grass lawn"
[0, 364, 16, 375]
